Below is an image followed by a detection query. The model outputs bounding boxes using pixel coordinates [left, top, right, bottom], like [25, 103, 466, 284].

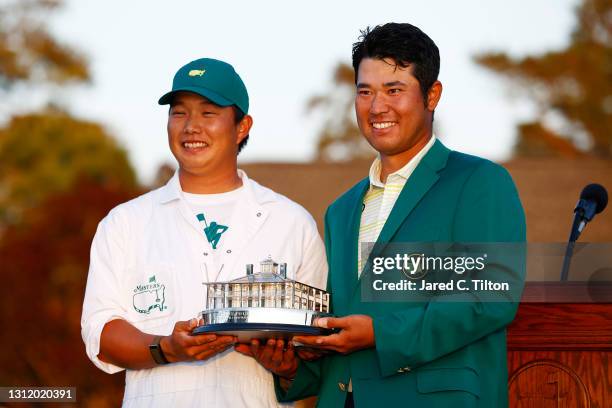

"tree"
[475, 0, 612, 158]
[0, 3, 138, 405]
[0, 0, 112, 229]
[0, 178, 139, 407]
[0, 108, 137, 227]
[310, 63, 374, 162]
[0, 0, 89, 89]
[151, 162, 176, 189]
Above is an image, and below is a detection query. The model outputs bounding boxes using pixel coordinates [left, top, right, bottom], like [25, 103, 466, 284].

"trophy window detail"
[204, 256, 330, 313]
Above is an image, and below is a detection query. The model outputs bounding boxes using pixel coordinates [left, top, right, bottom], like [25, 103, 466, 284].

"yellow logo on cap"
[188, 69, 206, 77]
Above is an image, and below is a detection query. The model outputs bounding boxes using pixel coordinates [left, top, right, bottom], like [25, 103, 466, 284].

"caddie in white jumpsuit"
[81, 58, 327, 407]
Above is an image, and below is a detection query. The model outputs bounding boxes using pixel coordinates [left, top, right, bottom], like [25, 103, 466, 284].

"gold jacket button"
[338, 382, 347, 392]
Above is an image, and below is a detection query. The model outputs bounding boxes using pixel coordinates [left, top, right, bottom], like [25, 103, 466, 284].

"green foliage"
[0, 108, 137, 226]
[0, 0, 89, 88]
[475, 0, 612, 158]
[0, 0, 137, 228]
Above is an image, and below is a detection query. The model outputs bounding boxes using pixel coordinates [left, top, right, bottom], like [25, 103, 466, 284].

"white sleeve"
[295, 215, 328, 291]
[80, 209, 129, 374]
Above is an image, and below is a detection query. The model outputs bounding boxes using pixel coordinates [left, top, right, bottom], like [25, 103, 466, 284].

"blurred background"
[0, 0, 610, 406]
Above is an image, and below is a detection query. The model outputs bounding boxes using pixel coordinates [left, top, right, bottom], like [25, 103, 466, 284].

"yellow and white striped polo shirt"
[358, 136, 436, 276]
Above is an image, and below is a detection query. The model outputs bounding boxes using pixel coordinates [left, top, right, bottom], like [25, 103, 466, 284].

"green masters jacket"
[275, 140, 526, 407]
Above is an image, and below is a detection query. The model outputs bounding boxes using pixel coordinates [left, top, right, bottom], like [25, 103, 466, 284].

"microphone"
[561, 183, 608, 281]
[571, 184, 608, 241]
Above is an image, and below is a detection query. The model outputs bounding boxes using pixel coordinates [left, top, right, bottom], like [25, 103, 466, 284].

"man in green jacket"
[237, 22, 525, 407]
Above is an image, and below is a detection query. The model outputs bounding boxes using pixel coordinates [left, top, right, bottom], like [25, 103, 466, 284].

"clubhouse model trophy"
[193, 256, 333, 342]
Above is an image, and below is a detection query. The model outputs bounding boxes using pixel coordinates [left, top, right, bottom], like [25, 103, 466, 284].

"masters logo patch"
[188, 69, 206, 77]
[133, 275, 168, 314]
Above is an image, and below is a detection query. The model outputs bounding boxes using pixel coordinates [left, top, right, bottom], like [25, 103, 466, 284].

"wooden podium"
[507, 282, 612, 407]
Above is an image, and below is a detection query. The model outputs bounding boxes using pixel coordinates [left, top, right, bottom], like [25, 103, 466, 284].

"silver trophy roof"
[228, 272, 290, 284]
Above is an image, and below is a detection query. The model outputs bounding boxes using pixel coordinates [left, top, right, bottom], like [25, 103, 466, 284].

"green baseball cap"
[158, 58, 249, 114]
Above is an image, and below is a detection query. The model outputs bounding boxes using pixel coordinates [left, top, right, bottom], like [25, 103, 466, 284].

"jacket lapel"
[375, 140, 450, 248]
[344, 179, 370, 293]
[349, 140, 451, 296]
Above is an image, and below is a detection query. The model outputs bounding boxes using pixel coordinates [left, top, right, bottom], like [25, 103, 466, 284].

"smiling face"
[167, 91, 251, 187]
[355, 58, 441, 163]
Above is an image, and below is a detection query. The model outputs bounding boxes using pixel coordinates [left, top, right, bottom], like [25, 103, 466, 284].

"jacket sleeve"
[80, 208, 130, 374]
[274, 359, 324, 402]
[373, 161, 526, 377]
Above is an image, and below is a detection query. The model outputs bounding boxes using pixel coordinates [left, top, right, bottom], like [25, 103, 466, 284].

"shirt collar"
[157, 171, 182, 204]
[368, 135, 437, 188]
[157, 169, 273, 205]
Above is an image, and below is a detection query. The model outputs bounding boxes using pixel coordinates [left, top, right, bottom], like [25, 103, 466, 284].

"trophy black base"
[192, 322, 334, 343]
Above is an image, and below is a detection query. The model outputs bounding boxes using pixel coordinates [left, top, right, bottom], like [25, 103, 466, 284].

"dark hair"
[233, 106, 248, 154]
[352, 23, 440, 105]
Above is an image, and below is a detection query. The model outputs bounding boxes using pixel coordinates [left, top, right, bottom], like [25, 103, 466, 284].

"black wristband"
[149, 335, 170, 365]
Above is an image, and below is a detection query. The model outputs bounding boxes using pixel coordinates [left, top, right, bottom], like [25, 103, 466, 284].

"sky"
[38, 0, 581, 183]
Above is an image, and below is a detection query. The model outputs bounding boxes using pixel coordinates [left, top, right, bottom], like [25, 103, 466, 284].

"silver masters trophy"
[192, 256, 333, 342]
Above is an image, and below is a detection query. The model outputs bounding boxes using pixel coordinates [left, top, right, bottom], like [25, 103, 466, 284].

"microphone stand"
[560, 209, 584, 281]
